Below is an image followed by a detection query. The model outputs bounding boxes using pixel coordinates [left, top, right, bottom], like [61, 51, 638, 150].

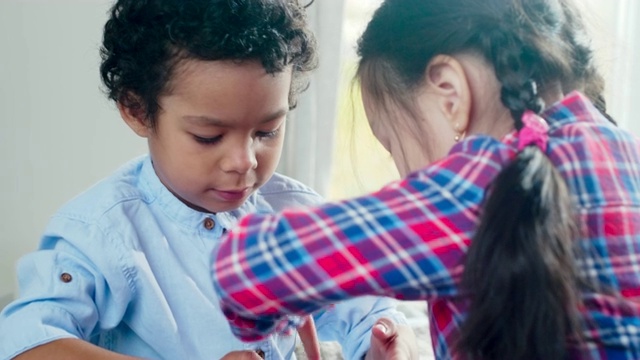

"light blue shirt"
[0, 155, 406, 360]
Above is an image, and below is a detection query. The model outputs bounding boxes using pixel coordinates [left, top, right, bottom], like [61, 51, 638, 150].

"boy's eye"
[256, 129, 280, 139]
[194, 135, 222, 145]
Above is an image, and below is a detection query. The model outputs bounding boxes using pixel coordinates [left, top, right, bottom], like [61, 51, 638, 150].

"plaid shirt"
[213, 91, 640, 359]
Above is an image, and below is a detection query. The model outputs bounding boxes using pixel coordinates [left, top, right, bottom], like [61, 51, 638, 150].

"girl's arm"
[213, 138, 509, 341]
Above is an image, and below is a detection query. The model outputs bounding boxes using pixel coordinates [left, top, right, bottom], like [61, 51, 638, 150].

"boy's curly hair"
[100, 0, 317, 127]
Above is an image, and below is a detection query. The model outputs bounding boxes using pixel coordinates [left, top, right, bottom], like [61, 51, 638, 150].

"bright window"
[327, 0, 396, 201]
[328, 1, 640, 200]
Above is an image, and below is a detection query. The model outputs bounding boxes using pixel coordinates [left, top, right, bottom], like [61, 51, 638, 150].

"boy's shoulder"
[259, 172, 320, 195]
[254, 172, 324, 210]
[54, 155, 149, 224]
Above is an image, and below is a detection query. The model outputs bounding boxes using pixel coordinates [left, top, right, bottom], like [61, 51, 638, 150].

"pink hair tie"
[517, 110, 549, 152]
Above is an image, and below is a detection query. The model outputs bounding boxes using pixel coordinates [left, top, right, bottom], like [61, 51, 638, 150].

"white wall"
[0, 1, 146, 300]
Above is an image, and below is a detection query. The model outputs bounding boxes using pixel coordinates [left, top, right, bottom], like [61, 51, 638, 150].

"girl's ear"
[118, 95, 152, 138]
[423, 54, 472, 134]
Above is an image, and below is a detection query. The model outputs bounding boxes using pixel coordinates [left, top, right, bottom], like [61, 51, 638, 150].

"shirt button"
[60, 273, 73, 283]
[203, 217, 215, 230]
[255, 349, 265, 358]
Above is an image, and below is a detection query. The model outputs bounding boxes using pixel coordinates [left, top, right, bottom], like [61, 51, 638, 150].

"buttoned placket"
[202, 214, 267, 356]
[203, 217, 215, 230]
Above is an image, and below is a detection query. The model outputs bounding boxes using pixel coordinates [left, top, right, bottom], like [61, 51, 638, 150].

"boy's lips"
[211, 187, 251, 201]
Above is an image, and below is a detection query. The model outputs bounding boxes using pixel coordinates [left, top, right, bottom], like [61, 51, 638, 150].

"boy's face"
[125, 60, 291, 213]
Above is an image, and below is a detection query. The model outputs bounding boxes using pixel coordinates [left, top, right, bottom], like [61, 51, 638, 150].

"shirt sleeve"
[314, 296, 407, 359]
[212, 138, 511, 341]
[0, 220, 133, 359]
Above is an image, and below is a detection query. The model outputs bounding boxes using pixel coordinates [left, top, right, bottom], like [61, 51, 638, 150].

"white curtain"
[583, 0, 639, 133]
[277, 1, 345, 197]
[609, 0, 640, 132]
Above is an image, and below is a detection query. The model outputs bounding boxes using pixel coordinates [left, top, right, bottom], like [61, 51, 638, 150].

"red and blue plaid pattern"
[213, 92, 640, 359]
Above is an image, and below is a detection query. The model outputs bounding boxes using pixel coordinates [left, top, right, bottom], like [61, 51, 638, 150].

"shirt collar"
[137, 155, 248, 232]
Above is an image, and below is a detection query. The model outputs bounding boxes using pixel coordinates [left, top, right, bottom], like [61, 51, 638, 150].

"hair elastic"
[518, 110, 549, 152]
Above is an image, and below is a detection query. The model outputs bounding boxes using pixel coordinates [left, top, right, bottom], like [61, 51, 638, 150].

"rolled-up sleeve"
[0, 229, 132, 359]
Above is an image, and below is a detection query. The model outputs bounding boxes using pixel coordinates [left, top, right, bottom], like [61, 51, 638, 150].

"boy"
[0, 0, 415, 359]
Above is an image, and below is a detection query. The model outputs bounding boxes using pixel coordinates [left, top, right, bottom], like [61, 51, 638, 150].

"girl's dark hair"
[356, 0, 592, 358]
[100, 0, 317, 127]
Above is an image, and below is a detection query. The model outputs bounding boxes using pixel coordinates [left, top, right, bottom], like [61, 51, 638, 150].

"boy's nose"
[221, 145, 257, 174]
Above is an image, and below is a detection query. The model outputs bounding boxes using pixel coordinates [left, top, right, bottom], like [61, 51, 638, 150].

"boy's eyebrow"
[183, 108, 289, 127]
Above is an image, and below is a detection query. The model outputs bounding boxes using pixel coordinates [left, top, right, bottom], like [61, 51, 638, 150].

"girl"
[0, 0, 415, 359]
[212, 0, 640, 359]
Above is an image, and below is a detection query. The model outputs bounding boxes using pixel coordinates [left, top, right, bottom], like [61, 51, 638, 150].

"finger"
[219, 350, 264, 360]
[297, 315, 321, 360]
[370, 317, 398, 343]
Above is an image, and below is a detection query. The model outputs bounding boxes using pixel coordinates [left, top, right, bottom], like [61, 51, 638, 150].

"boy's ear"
[117, 94, 152, 138]
[423, 54, 471, 133]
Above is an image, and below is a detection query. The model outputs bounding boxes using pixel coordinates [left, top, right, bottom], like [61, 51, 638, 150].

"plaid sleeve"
[212, 137, 513, 341]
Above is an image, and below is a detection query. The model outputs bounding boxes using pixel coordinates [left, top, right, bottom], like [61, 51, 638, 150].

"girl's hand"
[221, 300, 315, 343]
[297, 315, 321, 360]
[220, 350, 264, 360]
[218, 316, 319, 360]
[365, 318, 419, 360]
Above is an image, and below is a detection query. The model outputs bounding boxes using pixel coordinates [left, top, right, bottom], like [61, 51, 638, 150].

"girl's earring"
[454, 123, 464, 142]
